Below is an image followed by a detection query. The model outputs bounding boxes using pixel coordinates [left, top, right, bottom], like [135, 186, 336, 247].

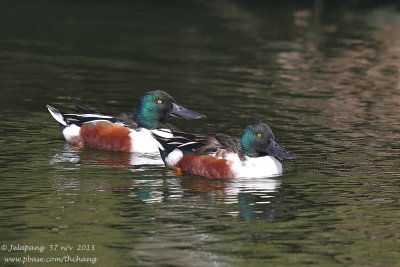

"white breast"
[229, 156, 282, 178]
[129, 128, 173, 153]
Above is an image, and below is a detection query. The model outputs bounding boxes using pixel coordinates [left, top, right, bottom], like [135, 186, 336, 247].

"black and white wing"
[46, 99, 139, 129]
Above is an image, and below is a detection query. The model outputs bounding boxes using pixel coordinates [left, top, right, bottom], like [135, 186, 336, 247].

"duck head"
[134, 90, 205, 129]
[241, 122, 297, 160]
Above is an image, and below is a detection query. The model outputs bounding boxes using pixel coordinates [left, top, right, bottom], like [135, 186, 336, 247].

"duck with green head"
[46, 90, 205, 156]
[154, 121, 297, 178]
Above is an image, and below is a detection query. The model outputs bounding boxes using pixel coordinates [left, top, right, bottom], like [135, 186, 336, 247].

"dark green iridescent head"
[134, 90, 205, 129]
[241, 122, 297, 160]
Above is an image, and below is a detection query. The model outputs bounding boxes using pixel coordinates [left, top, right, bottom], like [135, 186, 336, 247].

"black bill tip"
[267, 139, 297, 160]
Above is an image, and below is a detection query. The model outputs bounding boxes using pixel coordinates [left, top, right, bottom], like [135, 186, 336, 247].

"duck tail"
[46, 105, 67, 127]
[152, 131, 205, 157]
[151, 133, 176, 162]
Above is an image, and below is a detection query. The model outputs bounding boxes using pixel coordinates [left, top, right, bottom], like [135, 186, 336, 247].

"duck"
[46, 90, 206, 154]
[153, 121, 297, 178]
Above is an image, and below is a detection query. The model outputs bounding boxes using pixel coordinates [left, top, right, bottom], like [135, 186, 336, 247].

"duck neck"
[134, 109, 161, 130]
[241, 133, 258, 158]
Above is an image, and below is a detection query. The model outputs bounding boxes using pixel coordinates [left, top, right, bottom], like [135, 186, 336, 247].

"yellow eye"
[156, 99, 163, 104]
[256, 133, 262, 138]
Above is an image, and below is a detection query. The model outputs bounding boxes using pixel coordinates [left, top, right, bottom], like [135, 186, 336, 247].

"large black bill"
[170, 102, 206, 120]
[266, 139, 297, 160]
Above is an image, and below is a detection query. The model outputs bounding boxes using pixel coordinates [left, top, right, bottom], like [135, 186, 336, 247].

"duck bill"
[266, 139, 297, 160]
[170, 102, 206, 120]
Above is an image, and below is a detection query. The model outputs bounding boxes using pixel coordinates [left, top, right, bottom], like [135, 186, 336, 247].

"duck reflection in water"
[50, 138, 282, 220]
[50, 143, 166, 168]
[130, 175, 281, 220]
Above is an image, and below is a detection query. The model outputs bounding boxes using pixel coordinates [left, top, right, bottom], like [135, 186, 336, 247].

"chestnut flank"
[80, 122, 131, 152]
[178, 155, 234, 179]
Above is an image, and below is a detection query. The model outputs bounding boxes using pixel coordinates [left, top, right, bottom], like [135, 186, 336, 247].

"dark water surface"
[1, 1, 399, 266]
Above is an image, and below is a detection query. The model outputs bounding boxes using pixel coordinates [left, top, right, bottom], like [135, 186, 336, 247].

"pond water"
[1, 1, 399, 266]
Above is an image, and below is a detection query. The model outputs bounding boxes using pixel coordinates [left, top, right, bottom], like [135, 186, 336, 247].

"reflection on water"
[132, 175, 281, 208]
[51, 146, 282, 214]
[1, 0, 400, 266]
[50, 144, 165, 167]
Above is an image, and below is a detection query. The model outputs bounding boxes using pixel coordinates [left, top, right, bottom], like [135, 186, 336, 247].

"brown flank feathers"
[178, 155, 234, 179]
[80, 121, 131, 152]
